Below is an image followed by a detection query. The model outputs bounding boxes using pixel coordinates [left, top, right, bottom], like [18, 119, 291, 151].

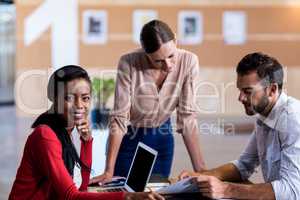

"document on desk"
[156, 177, 198, 194]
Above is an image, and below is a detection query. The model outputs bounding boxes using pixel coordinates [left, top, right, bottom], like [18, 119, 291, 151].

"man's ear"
[269, 83, 278, 97]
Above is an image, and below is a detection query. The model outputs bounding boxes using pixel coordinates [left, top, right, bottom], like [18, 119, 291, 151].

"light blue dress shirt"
[232, 92, 300, 200]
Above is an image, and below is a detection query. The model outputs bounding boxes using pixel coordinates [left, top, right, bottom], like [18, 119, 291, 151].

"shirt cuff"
[271, 179, 300, 200]
[230, 160, 250, 181]
[109, 117, 128, 134]
[271, 180, 284, 200]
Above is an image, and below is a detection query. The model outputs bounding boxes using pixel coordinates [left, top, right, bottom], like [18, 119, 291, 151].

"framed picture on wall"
[82, 10, 108, 44]
[178, 11, 203, 45]
[222, 11, 247, 45]
[133, 9, 158, 44]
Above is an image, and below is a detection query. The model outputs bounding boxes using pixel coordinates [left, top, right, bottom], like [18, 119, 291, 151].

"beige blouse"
[109, 48, 200, 134]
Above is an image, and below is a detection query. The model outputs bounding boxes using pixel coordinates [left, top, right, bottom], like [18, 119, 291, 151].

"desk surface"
[163, 193, 212, 200]
[88, 175, 230, 200]
[164, 193, 232, 200]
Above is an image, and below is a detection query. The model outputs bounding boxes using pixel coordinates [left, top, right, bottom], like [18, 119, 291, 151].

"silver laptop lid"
[124, 142, 158, 192]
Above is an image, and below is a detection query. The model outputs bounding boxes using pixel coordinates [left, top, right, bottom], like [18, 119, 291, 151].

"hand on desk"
[178, 170, 230, 199]
[191, 175, 229, 199]
[89, 171, 113, 185]
[178, 170, 201, 180]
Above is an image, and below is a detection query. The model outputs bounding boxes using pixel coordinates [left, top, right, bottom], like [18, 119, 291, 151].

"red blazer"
[9, 125, 124, 200]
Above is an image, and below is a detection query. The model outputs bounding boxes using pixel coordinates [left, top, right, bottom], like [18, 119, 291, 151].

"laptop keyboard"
[103, 187, 126, 192]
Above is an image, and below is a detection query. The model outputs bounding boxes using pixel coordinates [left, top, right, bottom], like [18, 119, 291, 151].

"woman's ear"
[173, 35, 177, 46]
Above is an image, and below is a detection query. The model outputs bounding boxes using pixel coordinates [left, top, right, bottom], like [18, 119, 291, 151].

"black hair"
[236, 52, 284, 91]
[32, 65, 91, 176]
[47, 65, 91, 106]
[140, 19, 175, 54]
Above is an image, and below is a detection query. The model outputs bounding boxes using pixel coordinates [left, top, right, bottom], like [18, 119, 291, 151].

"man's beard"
[253, 95, 270, 114]
[244, 95, 270, 116]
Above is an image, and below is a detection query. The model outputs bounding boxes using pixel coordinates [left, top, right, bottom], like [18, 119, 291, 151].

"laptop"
[96, 142, 158, 192]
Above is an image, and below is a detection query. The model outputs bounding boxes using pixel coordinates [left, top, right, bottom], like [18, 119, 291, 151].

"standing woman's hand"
[89, 171, 113, 185]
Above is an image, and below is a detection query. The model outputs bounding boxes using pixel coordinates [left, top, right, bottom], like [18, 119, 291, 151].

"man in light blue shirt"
[180, 52, 300, 200]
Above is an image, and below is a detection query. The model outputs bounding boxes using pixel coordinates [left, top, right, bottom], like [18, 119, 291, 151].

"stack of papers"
[156, 177, 198, 194]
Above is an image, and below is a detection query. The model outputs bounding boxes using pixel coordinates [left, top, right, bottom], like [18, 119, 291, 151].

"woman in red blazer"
[9, 65, 163, 200]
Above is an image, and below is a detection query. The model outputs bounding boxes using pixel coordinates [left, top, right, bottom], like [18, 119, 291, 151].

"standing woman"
[9, 65, 163, 200]
[91, 20, 206, 184]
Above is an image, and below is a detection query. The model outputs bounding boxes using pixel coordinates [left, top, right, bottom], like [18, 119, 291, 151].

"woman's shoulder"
[31, 125, 59, 141]
[176, 49, 199, 72]
[119, 48, 147, 63]
[118, 49, 149, 71]
[177, 48, 198, 62]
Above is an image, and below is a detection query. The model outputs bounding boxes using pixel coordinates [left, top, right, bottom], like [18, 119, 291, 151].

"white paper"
[156, 177, 198, 194]
[82, 10, 108, 45]
[145, 182, 170, 192]
[132, 10, 158, 44]
[223, 11, 247, 45]
[178, 11, 203, 45]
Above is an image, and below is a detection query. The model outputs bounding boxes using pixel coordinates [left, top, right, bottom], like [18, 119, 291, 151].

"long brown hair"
[140, 20, 175, 53]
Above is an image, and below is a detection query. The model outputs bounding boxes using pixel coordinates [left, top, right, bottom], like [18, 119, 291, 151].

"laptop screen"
[126, 143, 157, 192]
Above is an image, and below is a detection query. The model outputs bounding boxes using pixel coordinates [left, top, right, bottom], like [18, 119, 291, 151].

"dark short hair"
[236, 52, 284, 91]
[47, 65, 91, 103]
[140, 20, 175, 53]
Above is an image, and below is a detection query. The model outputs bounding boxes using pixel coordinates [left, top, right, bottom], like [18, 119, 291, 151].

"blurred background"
[1, 0, 300, 199]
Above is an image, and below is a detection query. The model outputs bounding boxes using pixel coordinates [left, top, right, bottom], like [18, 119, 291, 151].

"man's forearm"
[225, 182, 275, 200]
[203, 163, 242, 182]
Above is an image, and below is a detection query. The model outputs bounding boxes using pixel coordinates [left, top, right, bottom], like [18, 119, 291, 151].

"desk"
[88, 186, 230, 200]
[87, 176, 231, 200]
[163, 193, 212, 200]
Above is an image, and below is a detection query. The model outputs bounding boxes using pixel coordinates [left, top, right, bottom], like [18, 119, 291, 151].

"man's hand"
[125, 192, 165, 200]
[178, 170, 201, 180]
[192, 175, 230, 199]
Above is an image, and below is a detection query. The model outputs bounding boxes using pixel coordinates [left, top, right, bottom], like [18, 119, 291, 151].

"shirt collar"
[258, 92, 288, 129]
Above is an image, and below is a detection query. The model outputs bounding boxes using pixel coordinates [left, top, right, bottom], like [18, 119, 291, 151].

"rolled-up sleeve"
[109, 55, 132, 134]
[176, 54, 199, 134]
[231, 132, 260, 181]
[271, 114, 300, 200]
